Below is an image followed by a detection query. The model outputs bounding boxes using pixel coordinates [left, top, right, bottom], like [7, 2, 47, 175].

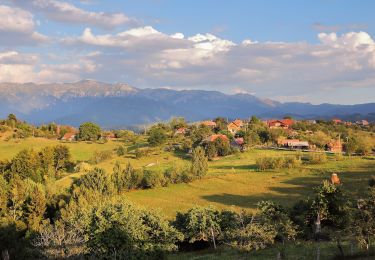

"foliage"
[147, 126, 168, 146]
[191, 146, 208, 179]
[78, 122, 101, 141]
[87, 200, 183, 259]
[256, 155, 301, 170]
[89, 150, 113, 164]
[175, 206, 221, 247]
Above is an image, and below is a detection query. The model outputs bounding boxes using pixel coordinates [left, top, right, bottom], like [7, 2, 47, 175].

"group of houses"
[191, 117, 346, 153]
[332, 118, 370, 126]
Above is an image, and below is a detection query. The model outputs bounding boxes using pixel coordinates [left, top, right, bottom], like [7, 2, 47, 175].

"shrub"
[74, 162, 93, 173]
[116, 145, 127, 156]
[256, 155, 301, 170]
[141, 170, 166, 188]
[305, 153, 327, 164]
[90, 150, 113, 164]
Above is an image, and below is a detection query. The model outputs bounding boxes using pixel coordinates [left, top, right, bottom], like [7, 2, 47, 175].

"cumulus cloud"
[59, 30, 375, 104]
[0, 5, 48, 46]
[11, 0, 137, 29]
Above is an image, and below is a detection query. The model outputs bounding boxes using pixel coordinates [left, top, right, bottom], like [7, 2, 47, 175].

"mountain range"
[0, 80, 374, 129]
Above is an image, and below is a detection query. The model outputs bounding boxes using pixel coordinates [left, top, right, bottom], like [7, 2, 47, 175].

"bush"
[305, 153, 327, 164]
[256, 155, 301, 170]
[141, 170, 166, 188]
[90, 150, 113, 164]
[116, 145, 127, 156]
[74, 162, 93, 173]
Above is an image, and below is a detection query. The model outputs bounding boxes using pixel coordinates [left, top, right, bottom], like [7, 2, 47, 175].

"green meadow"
[1, 137, 374, 219]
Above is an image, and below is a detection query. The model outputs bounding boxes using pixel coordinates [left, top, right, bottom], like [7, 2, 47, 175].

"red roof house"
[61, 132, 76, 141]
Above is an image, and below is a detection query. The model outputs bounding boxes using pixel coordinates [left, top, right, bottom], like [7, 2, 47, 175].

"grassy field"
[126, 150, 375, 218]
[1, 137, 374, 220]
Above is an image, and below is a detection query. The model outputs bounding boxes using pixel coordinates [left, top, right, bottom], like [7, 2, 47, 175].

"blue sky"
[0, 0, 375, 104]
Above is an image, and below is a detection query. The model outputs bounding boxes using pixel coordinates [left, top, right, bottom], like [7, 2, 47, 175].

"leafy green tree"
[350, 188, 375, 252]
[206, 142, 217, 160]
[53, 145, 71, 173]
[39, 147, 55, 177]
[25, 185, 46, 232]
[10, 149, 42, 182]
[175, 206, 221, 249]
[87, 200, 182, 259]
[147, 126, 168, 146]
[78, 122, 101, 141]
[169, 117, 187, 130]
[229, 222, 276, 253]
[214, 137, 231, 156]
[191, 146, 208, 179]
[257, 201, 297, 244]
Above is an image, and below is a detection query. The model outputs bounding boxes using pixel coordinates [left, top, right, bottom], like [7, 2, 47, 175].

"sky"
[0, 0, 375, 104]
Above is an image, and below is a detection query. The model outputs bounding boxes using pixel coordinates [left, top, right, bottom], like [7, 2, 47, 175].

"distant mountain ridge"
[0, 80, 374, 128]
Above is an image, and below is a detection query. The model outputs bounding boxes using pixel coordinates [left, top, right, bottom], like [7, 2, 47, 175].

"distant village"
[58, 117, 372, 154]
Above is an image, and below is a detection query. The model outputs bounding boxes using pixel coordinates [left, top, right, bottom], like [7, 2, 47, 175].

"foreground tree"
[175, 206, 221, 249]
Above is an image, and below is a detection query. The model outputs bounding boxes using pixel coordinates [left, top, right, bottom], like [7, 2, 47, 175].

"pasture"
[1, 137, 374, 220]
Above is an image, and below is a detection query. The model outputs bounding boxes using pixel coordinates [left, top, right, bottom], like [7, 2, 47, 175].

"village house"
[332, 118, 342, 124]
[174, 127, 187, 135]
[200, 121, 217, 128]
[278, 139, 309, 149]
[227, 119, 244, 135]
[231, 137, 245, 150]
[204, 134, 229, 143]
[325, 139, 343, 153]
[266, 119, 294, 129]
[356, 120, 369, 126]
[102, 132, 116, 140]
[61, 132, 76, 141]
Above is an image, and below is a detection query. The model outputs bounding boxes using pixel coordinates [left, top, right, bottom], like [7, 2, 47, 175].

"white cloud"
[12, 0, 136, 29]
[0, 5, 48, 46]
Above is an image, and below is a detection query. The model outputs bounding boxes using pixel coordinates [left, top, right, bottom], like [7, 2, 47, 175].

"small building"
[231, 137, 245, 150]
[102, 132, 116, 140]
[200, 121, 217, 128]
[175, 127, 187, 135]
[356, 120, 369, 126]
[227, 119, 243, 135]
[332, 118, 342, 124]
[61, 132, 76, 141]
[278, 139, 309, 149]
[325, 140, 342, 153]
[204, 134, 229, 143]
[267, 119, 294, 129]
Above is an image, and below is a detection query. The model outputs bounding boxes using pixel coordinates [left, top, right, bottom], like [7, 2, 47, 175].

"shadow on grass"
[201, 162, 375, 209]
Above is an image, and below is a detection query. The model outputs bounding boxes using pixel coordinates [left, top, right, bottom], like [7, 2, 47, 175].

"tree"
[229, 222, 276, 253]
[169, 117, 187, 130]
[257, 201, 297, 244]
[53, 145, 71, 174]
[214, 137, 231, 156]
[175, 206, 221, 249]
[87, 200, 182, 259]
[78, 122, 101, 141]
[206, 142, 217, 160]
[191, 146, 208, 179]
[25, 185, 46, 232]
[350, 188, 375, 253]
[10, 149, 42, 182]
[147, 126, 168, 146]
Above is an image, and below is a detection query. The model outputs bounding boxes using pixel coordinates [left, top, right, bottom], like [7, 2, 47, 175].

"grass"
[125, 150, 375, 219]
[1, 137, 374, 220]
